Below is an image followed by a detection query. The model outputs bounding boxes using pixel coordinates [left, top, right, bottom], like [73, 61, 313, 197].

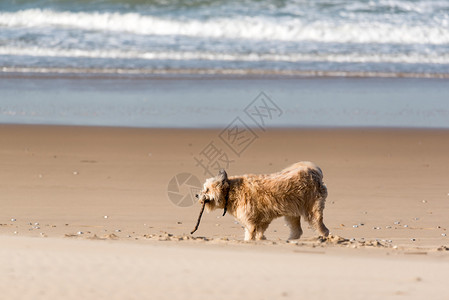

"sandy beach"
[0, 125, 448, 299]
[2, 0, 449, 297]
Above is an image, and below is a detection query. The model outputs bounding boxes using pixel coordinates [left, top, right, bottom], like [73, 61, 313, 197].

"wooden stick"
[190, 201, 207, 235]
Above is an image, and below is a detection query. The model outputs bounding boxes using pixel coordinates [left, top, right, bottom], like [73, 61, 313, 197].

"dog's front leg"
[285, 216, 303, 240]
[255, 222, 270, 240]
[244, 224, 256, 241]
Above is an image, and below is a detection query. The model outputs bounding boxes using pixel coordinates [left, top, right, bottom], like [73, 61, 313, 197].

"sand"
[1, 125, 449, 299]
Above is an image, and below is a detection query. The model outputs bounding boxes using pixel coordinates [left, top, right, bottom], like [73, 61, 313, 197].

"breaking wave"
[1, 9, 449, 45]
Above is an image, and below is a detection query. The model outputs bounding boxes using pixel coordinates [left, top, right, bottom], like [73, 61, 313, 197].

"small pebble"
[13, 231, 18, 234]
[104, 216, 108, 219]
[350, 238, 356, 242]
[353, 225, 358, 228]
[442, 233, 447, 237]
[115, 229, 121, 232]
[422, 200, 427, 203]
[386, 226, 392, 229]
[394, 221, 400, 225]
[373, 227, 381, 230]
[11, 218, 16, 222]
[414, 217, 419, 221]
[177, 222, 182, 224]
[411, 238, 416, 241]
[73, 171, 79, 175]
[34, 222, 39, 225]
[77, 231, 83, 235]
[404, 225, 408, 228]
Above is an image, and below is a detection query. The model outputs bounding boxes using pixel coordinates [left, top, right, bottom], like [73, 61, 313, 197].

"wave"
[1, 46, 449, 65]
[2, 66, 449, 79]
[1, 9, 449, 45]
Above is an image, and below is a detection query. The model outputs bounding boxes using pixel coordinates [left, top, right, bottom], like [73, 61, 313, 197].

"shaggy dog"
[196, 162, 329, 241]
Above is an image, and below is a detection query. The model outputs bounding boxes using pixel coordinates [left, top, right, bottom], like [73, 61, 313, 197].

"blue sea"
[1, 0, 448, 128]
[1, 0, 449, 76]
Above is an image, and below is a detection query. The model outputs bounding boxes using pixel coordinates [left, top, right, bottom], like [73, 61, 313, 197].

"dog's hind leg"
[314, 216, 329, 237]
[311, 199, 329, 237]
[285, 216, 303, 240]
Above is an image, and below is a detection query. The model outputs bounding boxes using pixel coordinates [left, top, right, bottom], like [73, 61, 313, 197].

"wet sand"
[1, 125, 449, 299]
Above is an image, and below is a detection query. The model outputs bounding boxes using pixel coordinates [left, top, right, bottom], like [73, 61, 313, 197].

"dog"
[196, 161, 329, 241]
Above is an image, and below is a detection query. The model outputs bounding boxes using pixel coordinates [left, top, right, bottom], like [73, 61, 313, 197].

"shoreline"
[3, 123, 449, 131]
[2, 68, 449, 80]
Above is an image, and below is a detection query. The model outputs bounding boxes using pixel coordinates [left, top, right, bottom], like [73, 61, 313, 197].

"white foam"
[1, 9, 449, 45]
[2, 66, 449, 79]
[1, 46, 449, 65]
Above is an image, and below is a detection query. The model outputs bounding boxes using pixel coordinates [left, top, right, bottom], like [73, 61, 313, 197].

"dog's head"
[196, 169, 229, 211]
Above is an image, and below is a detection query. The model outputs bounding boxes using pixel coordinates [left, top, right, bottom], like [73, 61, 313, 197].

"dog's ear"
[217, 169, 228, 185]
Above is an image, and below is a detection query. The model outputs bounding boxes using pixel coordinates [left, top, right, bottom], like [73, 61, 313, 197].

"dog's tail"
[308, 167, 327, 199]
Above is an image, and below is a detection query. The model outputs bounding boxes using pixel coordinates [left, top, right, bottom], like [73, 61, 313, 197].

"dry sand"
[1, 125, 449, 299]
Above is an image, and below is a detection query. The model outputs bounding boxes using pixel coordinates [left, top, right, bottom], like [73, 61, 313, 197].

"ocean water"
[1, 0, 449, 129]
[1, 77, 449, 128]
[1, 0, 449, 76]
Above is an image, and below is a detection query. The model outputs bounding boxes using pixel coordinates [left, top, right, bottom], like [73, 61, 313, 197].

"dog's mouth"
[195, 194, 211, 204]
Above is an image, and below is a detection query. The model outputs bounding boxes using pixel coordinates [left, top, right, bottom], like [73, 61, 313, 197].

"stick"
[190, 201, 207, 235]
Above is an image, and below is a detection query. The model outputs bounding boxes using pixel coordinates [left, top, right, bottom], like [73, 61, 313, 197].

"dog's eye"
[205, 188, 209, 193]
